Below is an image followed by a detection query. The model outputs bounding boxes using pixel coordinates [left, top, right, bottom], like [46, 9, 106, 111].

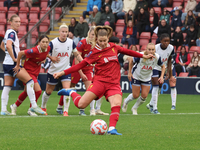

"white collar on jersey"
[95, 43, 110, 50]
[37, 45, 47, 53]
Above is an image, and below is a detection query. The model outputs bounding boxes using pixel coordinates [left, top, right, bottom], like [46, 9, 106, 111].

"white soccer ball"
[90, 119, 108, 135]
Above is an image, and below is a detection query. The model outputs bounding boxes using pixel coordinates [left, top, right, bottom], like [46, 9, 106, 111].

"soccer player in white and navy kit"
[41, 23, 83, 116]
[147, 33, 177, 114]
[0, 15, 46, 115]
[122, 43, 165, 115]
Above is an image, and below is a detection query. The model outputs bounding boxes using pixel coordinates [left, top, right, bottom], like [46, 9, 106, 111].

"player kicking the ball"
[122, 43, 165, 115]
[53, 26, 154, 135]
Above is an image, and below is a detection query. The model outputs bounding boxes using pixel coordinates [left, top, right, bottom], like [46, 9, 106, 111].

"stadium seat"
[18, 7, 29, 20]
[40, 68, 45, 73]
[139, 39, 149, 46]
[39, 19, 50, 32]
[40, 1, 48, 8]
[19, 0, 25, 7]
[115, 26, 124, 33]
[29, 7, 40, 19]
[116, 19, 125, 26]
[8, 7, 19, 19]
[0, 30, 5, 37]
[153, 7, 161, 17]
[140, 45, 147, 51]
[189, 75, 197, 77]
[165, 7, 173, 12]
[0, 7, 8, 19]
[172, 2, 182, 8]
[189, 46, 200, 53]
[0, 18, 6, 31]
[173, 0, 183, 2]
[179, 72, 189, 77]
[40, 7, 50, 22]
[140, 32, 151, 39]
[0, 1, 3, 7]
[176, 45, 189, 52]
[18, 31, 27, 40]
[18, 19, 28, 32]
[20, 42, 27, 50]
[55, 7, 62, 20]
[116, 32, 123, 39]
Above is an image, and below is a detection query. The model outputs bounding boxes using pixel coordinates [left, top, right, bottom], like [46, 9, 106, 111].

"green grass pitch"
[0, 90, 200, 150]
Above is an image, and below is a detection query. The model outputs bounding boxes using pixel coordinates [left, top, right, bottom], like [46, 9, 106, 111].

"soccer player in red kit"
[54, 26, 154, 135]
[10, 35, 58, 116]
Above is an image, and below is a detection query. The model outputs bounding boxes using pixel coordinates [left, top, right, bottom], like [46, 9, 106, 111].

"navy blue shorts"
[131, 78, 151, 86]
[47, 73, 71, 85]
[3, 64, 21, 77]
[152, 67, 176, 78]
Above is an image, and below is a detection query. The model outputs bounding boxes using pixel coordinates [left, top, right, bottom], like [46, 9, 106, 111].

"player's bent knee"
[133, 94, 139, 99]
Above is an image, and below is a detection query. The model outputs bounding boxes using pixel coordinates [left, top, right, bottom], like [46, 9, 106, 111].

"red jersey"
[23, 45, 51, 76]
[84, 43, 143, 84]
[76, 38, 93, 73]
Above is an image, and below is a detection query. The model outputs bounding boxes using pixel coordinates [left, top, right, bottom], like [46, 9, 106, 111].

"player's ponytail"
[92, 26, 113, 48]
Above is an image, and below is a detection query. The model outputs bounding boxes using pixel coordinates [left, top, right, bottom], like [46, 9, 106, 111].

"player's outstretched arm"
[53, 60, 88, 79]
[13, 51, 25, 73]
[158, 64, 165, 84]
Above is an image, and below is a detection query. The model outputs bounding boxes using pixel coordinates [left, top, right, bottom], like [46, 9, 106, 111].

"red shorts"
[87, 80, 122, 100]
[71, 71, 93, 84]
[23, 74, 38, 85]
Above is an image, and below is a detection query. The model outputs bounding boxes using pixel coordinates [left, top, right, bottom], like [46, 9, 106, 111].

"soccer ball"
[90, 119, 107, 135]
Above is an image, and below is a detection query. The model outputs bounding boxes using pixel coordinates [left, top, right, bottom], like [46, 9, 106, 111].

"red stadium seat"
[153, 7, 161, 17]
[0, 18, 6, 31]
[179, 72, 188, 77]
[151, 39, 156, 44]
[172, 2, 182, 8]
[29, 7, 40, 19]
[116, 32, 123, 39]
[139, 39, 149, 46]
[55, 7, 62, 20]
[40, 7, 50, 21]
[40, 68, 45, 73]
[189, 46, 200, 53]
[18, 31, 27, 40]
[173, 0, 183, 2]
[0, 1, 3, 7]
[18, 18, 28, 32]
[116, 19, 125, 26]
[189, 75, 197, 77]
[19, 0, 25, 7]
[39, 19, 50, 32]
[115, 26, 124, 33]
[0, 30, 5, 37]
[20, 42, 27, 50]
[140, 32, 151, 39]
[0, 7, 8, 19]
[40, 1, 48, 8]
[8, 7, 18, 19]
[140, 45, 147, 51]
[18, 7, 29, 19]
[165, 7, 173, 12]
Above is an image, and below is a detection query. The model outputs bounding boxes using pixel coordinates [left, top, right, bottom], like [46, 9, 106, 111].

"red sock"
[15, 91, 28, 107]
[30, 90, 42, 108]
[58, 95, 64, 106]
[71, 92, 81, 108]
[109, 106, 121, 128]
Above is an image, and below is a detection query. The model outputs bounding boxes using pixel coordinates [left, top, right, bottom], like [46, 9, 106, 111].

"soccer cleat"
[63, 111, 68, 116]
[95, 109, 109, 115]
[1, 111, 10, 115]
[146, 103, 153, 112]
[41, 108, 48, 115]
[79, 110, 86, 116]
[30, 106, 46, 115]
[131, 107, 138, 115]
[121, 98, 128, 112]
[10, 104, 17, 115]
[57, 88, 76, 96]
[107, 129, 122, 135]
[90, 109, 96, 116]
[27, 109, 38, 116]
[171, 105, 176, 110]
[56, 108, 63, 114]
[151, 109, 160, 114]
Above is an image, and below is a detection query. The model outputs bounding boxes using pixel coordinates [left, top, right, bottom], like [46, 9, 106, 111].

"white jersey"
[154, 44, 175, 71]
[132, 52, 163, 82]
[48, 37, 77, 75]
[3, 29, 20, 65]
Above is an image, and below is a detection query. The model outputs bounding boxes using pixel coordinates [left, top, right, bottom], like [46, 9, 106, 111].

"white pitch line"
[0, 112, 200, 118]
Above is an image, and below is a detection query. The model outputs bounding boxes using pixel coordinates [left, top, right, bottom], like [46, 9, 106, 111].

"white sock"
[1, 86, 11, 112]
[108, 126, 115, 131]
[90, 100, 95, 110]
[151, 86, 159, 110]
[171, 87, 177, 106]
[95, 98, 102, 110]
[132, 96, 146, 109]
[64, 96, 70, 112]
[124, 93, 135, 104]
[41, 91, 50, 108]
[26, 79, 37, 108]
